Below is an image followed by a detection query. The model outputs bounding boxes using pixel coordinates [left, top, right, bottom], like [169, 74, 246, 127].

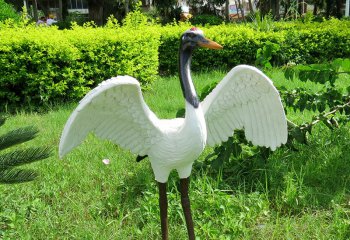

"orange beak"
[198, 37, 223, 50]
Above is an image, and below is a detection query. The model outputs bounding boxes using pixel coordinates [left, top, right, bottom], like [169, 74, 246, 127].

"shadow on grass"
[91, 159, 155, 220]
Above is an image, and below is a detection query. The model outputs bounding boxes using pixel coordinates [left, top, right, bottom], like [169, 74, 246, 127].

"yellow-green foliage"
[0, 19, 349, 108]
[159, 19, 350, 74]
[158, 23, 284, 74]
[0, 24, 159, 107]
[278, 19, 350, 64]
[159, 19, 350, 73]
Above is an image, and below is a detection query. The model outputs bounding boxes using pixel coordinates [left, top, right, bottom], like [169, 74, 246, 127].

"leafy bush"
[0, 18, 349, 108]
[0, 117, 51, 184]
[0, 24, 160, 109]
[248, 11, 275, 32]
[159, 19, 350, 74]
[158, 23, 284, 74]
[0, 0, 20, 22]
[279, 19, 350, 64]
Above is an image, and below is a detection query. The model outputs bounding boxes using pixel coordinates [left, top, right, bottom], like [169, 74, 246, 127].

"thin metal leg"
[179, 177, 195, 240]
[158, 182, 168, 240]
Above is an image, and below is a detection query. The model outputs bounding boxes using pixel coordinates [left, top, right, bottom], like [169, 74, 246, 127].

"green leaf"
[0, 168, 38, 184]
[0, 147, 51, 169]
[290, 128, 307, 144]
[200, 80, 219, 101]
[210, 155, 225, 170]
[0, 126, 39, 151]
[176, 108, 185, 118]
[0, 116, 5, 127]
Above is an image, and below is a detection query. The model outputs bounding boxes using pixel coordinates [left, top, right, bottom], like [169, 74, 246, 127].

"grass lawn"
[1, 69, 350, 239]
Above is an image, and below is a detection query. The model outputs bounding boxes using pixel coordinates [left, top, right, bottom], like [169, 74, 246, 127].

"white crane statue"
[59, 27, 288, 240]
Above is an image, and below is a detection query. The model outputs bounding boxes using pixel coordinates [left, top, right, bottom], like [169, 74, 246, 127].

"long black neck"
[179, 45, 199, 108]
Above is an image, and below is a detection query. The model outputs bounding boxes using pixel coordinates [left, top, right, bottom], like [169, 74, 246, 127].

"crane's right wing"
[59, 76, 162, 158]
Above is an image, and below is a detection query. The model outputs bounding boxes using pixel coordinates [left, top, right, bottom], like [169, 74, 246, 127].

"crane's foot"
[180, 177, 195, 240]
[158, 181, 168, 240]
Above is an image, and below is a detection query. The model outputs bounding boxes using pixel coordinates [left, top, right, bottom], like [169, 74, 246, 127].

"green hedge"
[0, 18, 349, 108]
[159, 19, 350, 74]
[0, 25, 159, 107]
[278, 20, 350, 64]
[158, 24, 284, 74]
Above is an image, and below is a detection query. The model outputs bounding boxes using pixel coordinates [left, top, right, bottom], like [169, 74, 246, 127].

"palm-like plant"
[0, 117, 51, 184]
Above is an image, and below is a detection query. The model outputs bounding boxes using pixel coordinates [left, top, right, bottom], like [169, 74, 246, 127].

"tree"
[87, 0, 104, 25]
[189, 0, 226, 15]
[153, 0, 181, 23]
[257, 0, 281, 19]
[86, 0, 138, 25]
[56, 0, 69, 21]
[0, 117, 51, 184]
[0, 0, 20, 21]
[325, 0, 343, 18]
[3, 0, 23, 11]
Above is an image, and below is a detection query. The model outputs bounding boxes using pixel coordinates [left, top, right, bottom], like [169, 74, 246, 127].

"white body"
[59, 65, 288, 183]
[147, 103, 207, 182]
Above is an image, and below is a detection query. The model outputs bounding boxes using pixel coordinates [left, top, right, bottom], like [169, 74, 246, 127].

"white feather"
[59, 76, 162, 158]
[202, 65, 288, 150]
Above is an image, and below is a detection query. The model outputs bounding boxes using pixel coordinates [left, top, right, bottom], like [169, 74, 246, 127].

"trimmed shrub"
[0, 18, 349, 109]
[0, 25, 159, 108]
[159, 20, 350, 74]
[279, 19, 350, 64]
[159, 24, 284, 74]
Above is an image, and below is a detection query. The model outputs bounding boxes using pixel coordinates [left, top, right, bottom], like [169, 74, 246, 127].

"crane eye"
[186, 32, 196, 39]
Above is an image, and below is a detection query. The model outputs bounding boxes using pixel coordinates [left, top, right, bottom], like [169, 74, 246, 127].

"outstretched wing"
[59, 76, 161, 158]
[201, 65, 287, 150]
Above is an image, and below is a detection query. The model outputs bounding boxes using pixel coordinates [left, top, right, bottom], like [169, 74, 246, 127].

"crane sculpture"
[59, 28, 288, 239]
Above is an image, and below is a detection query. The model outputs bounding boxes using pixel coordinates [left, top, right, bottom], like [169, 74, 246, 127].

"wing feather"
[202, 65, 287, 150]
[265, 102, 274, 147]
[211, 120, 222, 144]
[251, 101, 261, 145]
[256, 100, 267, 145]
[223, 114, 234, 136]
[59, 76, 162, 158]
[249, 102, 261, 145]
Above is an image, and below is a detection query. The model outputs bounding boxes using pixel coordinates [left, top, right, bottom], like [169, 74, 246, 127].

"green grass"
[1, 69, 350, 239]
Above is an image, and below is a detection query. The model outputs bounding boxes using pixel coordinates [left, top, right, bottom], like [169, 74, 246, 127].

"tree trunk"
[57, 0, 63, 21]
[125, 0, 129, 14]
[284, 0, 290, 18]
[88, 0, 104, 25]
[259, 0, 270, 16]
[248, 0, 254, 13]
[225, 0, 230, 21]
[325, 0, 332, 18]
[335, 0, 343, 18]
[56, 0, 69, 21]
[234, 0, 240, 18]
[36, 0, 49, 17]
[62, 0, 68, 20]
[272, 0, 280, 19]
[237, 0, 245, 20]
[33, 0, 38, 21]
[313, 1, 318, 15]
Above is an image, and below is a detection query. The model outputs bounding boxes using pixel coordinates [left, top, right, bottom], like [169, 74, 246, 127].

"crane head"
[181, 27, 223, 51]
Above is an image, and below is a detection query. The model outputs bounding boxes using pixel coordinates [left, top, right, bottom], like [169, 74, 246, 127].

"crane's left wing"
[201, 65, 287, 150]
[59, 76, 162, 158]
